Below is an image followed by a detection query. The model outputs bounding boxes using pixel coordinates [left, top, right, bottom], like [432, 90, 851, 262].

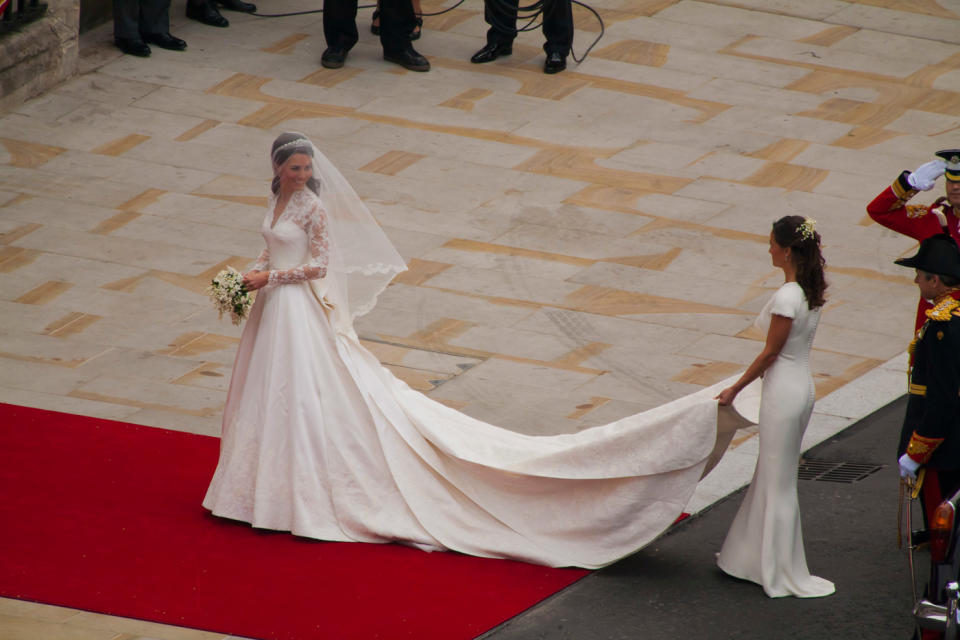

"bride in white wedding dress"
[202, 132, 752, 569]
[714, 216, 834, 598]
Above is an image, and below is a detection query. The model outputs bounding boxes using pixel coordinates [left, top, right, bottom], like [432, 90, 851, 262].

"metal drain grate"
[798, 460, 883, 483]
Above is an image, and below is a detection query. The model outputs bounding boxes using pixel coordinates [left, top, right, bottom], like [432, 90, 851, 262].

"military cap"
[895, 233, 960, 279]
[936, 149, 960, 182]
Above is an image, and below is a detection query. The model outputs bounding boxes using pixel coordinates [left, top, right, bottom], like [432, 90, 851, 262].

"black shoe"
[186, 0, 229, 27]
[321, 46, 348, 69]
[370, 9, 380, 35]
[470, 42, 512, 63]
[142, 32, 187, 51]
[218, 0, 256, 12]
[383, 47, 430, 71]
[115, 38, 151, 57]
[544, 51, 566, 74]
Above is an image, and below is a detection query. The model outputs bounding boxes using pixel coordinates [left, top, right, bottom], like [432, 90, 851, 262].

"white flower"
[207, 266, 253, 325]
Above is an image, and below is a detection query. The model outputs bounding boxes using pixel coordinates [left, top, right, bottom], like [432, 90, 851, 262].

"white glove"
[899, 453, 921, 479]
[907, 159, 946, 191]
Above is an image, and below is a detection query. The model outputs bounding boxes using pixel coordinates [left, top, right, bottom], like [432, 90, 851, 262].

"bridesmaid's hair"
[772, 215, 827, 309]
[270, 132, 321, 196]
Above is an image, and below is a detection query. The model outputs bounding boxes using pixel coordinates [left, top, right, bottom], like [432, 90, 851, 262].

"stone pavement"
[0, 0, 957, 637]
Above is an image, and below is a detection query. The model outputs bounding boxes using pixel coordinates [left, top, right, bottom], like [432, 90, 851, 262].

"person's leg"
[323, 0, 359, 51]
[378, 0, 414, 55]
[541, 0, 572, 55]
[139, 0, 169, 37]
[483, 0, 516, 47]
[113, 0, 141, 41]
[541, 0, 572, 73]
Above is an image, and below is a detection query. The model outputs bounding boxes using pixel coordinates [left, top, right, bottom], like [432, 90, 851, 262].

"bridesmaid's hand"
[715, 387, 739, 406]
[243, 271, 270, 291]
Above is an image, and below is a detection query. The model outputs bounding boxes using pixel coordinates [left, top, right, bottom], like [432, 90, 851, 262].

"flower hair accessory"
[797, 218, 817, 242]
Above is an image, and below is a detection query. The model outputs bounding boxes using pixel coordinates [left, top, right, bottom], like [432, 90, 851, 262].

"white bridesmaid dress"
[716, 282, 835, 597]
[203, 189, 751, 569]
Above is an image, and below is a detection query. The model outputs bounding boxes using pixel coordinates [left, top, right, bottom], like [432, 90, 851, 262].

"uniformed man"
[895, 234, 960, 530]
[868, 149, 960, 331]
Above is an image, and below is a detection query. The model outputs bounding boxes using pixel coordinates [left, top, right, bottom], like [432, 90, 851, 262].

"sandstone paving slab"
[12, 226, 232, 275]
[686, 77, 826, 114]
[447, 324, 583, 361]
[1, 252, 146, 288]
[658, 0, 835, 40]
[109, 214, 265, 257]
[1, 198, 125, 233]
[371, 283, 539, 328]
[562, 56, 710, 92]
[420, 246, 588, 281]
[491, 224, 673, 261]
[0, 358, 101, 395]
[121, 407, 224, 436]
[130, 85, 265, 124]
[140, 192, 267, 230]
[624, 310, 758, 337]
[703, 106, 854, 144]
[39, 150, 222, 193]
[826, 4, 960, 45]
[491, 200, 652, 237]
[701, 0, 849, 21]
[733, 36, 929, 77]
[601, 15, 746, 52]
[0, 167, 147, 208]
[345, 122, 540, 170]
[424, 264, 584, 305]
[0, 386, 142, 422]
[829, 28, 960, 65]
[71, 374, 225, 417]
[572, 370, 703, 409]
[512, 307, 702, 354]
[120, 137, 266, 180]
[662, 47, 813, 89]
[447, 400, 587, 436]
[567, 261, 755, 309]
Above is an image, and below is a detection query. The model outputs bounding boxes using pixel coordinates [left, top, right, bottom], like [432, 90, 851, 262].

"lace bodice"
[755, 282, 819, 364]
[252, 189, 329, 287]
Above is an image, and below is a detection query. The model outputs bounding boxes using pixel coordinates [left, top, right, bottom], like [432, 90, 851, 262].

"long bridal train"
[203, 263, 757, 569]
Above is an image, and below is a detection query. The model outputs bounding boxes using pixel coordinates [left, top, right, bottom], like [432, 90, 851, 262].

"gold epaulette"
[926, 296, 960, 322]
[906, 432, 944, 464]
[906, 204, 928, 218]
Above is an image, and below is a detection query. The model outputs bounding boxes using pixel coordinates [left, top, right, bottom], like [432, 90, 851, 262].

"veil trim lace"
[272, 133, 407, 326]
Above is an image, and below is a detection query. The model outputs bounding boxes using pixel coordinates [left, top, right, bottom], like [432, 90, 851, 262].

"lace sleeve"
[267, 198, 329, 286]
[251, 248, 270, 272]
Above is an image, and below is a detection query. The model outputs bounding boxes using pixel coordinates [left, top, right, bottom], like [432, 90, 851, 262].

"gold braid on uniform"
[926, 294, 960, 321]
[905, 432, 944, 464]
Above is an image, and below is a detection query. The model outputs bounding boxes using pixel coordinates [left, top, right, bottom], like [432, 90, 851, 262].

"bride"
[202, 132, 751, 569]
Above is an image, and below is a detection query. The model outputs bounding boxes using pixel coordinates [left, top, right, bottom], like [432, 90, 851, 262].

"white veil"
[271, 132, 408, 333]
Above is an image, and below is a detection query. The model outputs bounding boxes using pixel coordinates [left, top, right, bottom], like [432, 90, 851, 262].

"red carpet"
[0, 403, 588, 639]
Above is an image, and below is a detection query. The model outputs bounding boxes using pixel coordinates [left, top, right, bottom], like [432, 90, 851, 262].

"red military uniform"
[867, 171, 960, 331]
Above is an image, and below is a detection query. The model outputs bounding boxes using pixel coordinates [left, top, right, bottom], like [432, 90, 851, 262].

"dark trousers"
[484, 0, 573, 55]
[323, 0, 414, 55]
[113, 0, 170, 39]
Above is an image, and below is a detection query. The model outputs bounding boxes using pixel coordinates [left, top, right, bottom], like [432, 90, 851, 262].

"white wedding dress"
[203, 188, 750, 569]
[716, 282, 835, 597]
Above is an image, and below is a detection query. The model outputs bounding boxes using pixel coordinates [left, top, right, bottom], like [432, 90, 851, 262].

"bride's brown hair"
[270, 132, 321, 196]
[772, 215, 827, 309]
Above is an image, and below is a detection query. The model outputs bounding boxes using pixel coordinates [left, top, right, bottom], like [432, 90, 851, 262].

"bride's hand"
[715, 387, 738, 406]
[243, 271, 270, 291]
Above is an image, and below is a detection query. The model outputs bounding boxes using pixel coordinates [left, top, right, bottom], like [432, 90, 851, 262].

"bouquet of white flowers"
[207, 267, 253, 326]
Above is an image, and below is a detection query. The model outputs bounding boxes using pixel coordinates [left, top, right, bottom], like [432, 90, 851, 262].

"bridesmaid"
[714, 215, 834, 598]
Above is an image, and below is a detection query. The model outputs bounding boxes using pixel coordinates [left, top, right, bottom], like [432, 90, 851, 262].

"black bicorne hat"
[895, 233, 960, 279]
